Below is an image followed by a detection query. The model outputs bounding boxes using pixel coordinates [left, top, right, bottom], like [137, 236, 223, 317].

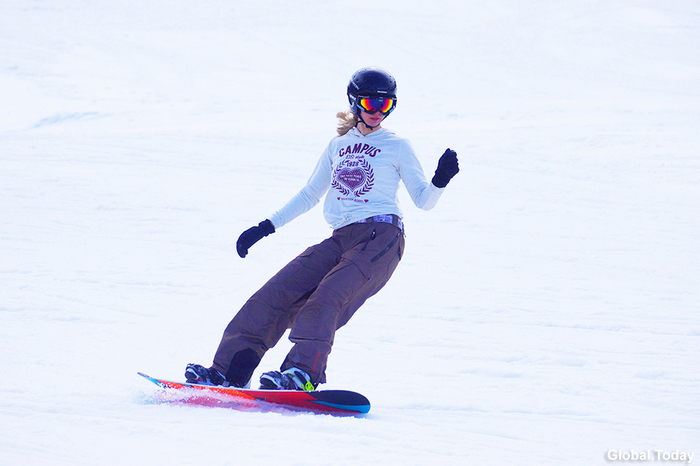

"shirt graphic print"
[331, 143, 379, 202]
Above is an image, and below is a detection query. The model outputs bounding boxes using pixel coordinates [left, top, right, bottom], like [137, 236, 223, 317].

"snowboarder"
[186, 67, 459, 390]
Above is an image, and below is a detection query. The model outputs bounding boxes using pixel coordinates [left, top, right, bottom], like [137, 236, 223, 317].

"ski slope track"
[1, 1, 698, 464]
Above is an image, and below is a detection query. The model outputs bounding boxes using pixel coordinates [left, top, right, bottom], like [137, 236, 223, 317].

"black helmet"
[347, 67, 397, 116]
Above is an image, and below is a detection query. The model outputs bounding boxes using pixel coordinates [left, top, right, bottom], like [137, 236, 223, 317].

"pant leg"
[282, 223, 405, 384]
[212, 236, 341, 386]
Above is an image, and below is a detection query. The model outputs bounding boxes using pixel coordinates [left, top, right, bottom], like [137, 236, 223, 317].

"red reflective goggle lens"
[358, 97, 395, 114]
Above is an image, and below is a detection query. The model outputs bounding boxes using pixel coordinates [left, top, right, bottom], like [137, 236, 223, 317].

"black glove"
[236, 219, 275, 258]
[431, 148, 459, 188]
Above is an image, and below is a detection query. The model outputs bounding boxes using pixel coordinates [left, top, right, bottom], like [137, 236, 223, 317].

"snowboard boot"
[259, 367, 316, 391]
[185, 364, 228, 386]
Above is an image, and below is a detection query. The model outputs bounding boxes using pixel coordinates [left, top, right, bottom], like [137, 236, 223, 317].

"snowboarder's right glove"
[431, 148, 459, 188]
[236, 219, 275, 258]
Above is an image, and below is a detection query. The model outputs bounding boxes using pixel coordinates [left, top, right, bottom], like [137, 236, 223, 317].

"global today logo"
[606, 450, 694, 463]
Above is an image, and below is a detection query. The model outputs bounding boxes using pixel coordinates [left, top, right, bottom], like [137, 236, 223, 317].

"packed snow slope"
[1, 0, 699, 464]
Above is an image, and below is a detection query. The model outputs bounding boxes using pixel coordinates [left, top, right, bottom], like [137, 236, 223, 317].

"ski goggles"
[358, 97, 396, 114]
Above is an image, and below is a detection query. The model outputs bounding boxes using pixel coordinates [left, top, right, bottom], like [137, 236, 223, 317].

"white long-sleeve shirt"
[269, 127, 444, 230]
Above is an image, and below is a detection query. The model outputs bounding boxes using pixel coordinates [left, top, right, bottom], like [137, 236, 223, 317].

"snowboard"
[138, 372, 370, 415]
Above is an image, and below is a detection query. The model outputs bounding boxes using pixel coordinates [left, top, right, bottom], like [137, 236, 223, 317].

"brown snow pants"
[212, 219, 405, 386]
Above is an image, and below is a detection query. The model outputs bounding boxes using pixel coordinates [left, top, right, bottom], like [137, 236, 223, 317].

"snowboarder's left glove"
[237, 219, 275, 258]
[431, 148, 459, 188]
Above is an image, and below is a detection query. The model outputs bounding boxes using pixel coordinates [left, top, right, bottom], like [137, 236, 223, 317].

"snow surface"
[1, 0, 699, 464]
